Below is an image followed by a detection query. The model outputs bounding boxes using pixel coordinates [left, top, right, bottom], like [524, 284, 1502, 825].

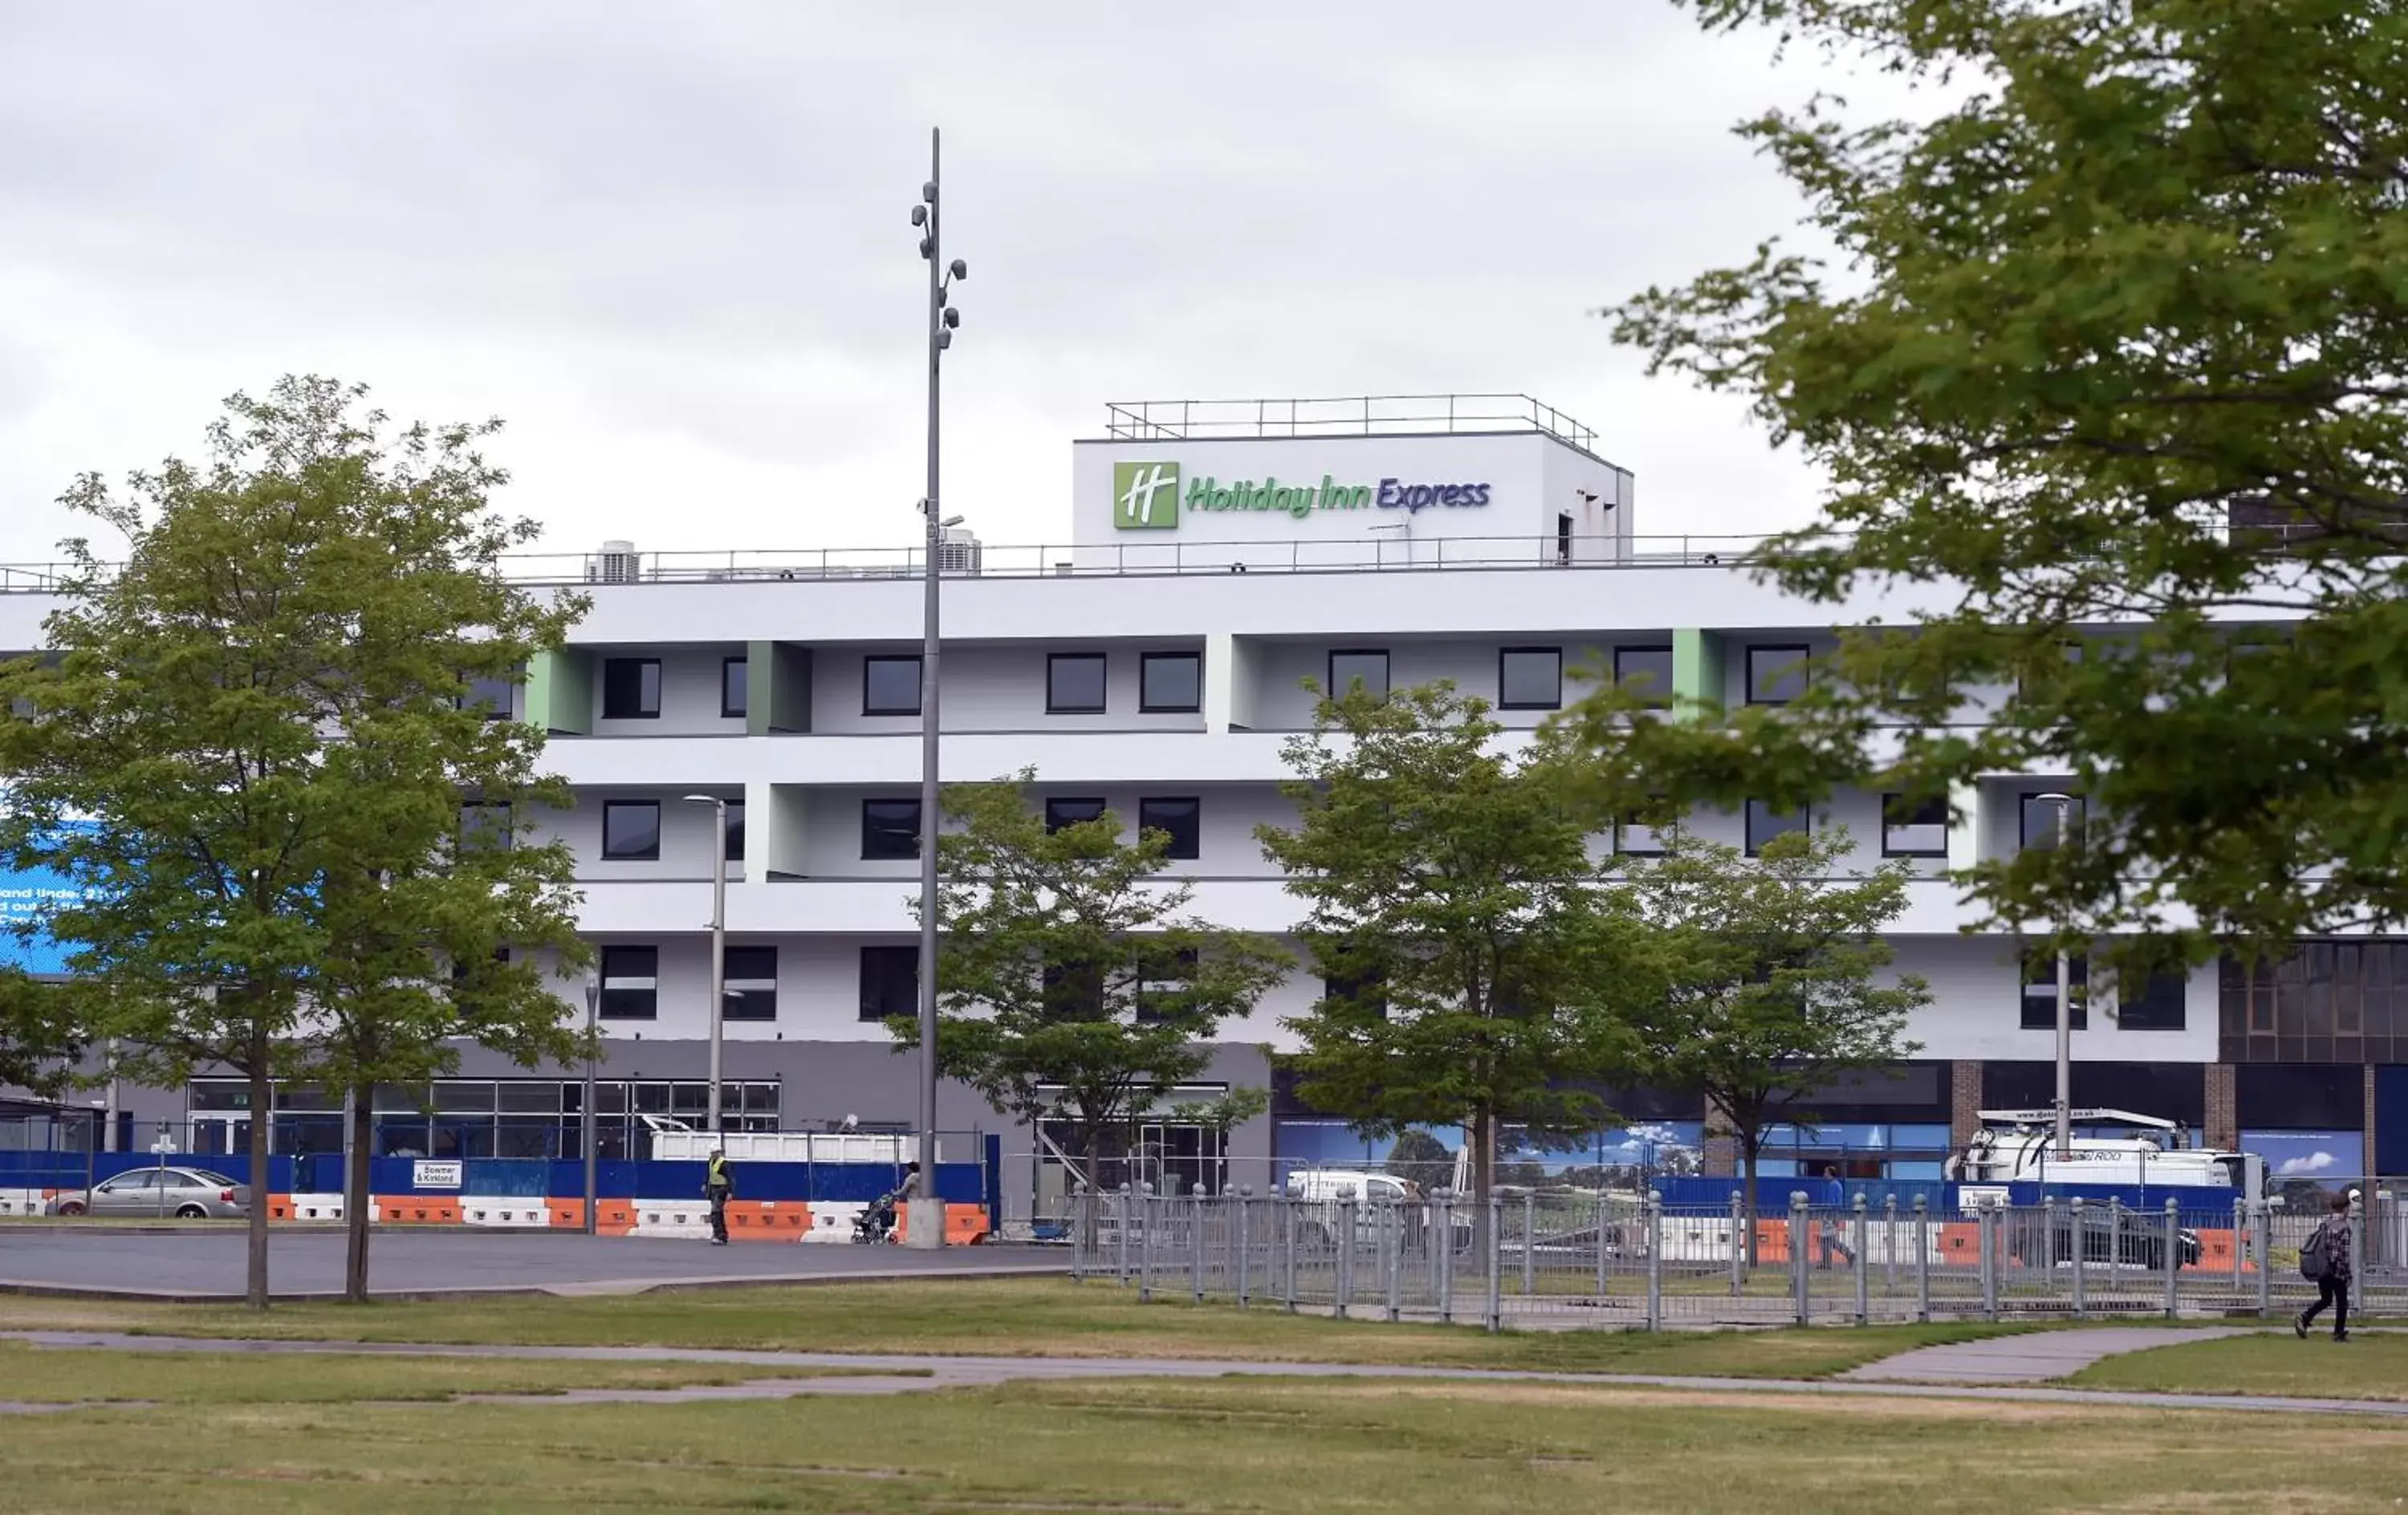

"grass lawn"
[3, 1371, 2406, 1513]
[0, 1339, 769, 1403]
[0, 1277, 2032, 1377]
[2066, 1330, 2408, 1399]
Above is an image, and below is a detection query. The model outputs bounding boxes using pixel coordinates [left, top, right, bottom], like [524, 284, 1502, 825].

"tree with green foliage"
[0, 981, 83, 1102]
[1384, 1127, 1460, 1197]
[1259, 682, 1658, 1238]
[1627, 827, 1927, 1260]
[1596, 0, 2408, 970]
[0, 377, 590, 1307]
[889, 770, 1288, 1196]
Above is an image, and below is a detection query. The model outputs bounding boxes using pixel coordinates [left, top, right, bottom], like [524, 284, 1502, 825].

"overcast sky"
[0, 2, 1856, 568]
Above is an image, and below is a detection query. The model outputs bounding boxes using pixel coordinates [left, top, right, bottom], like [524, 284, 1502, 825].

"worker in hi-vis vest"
[704, 1149, 734, 1245]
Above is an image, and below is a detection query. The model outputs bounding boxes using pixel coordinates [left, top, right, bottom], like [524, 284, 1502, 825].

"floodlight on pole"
[905, 127, 968, 1249]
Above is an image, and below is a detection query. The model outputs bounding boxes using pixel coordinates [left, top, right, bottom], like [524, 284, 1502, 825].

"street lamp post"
[683, 794, 730, 1134]
[907, 126, 969, 1251]
[2035, 791, 2080, 1159]
[582, 965, 600, 1236]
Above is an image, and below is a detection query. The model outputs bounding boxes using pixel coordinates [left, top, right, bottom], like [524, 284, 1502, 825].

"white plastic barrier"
[461, 1196, 551, 1228]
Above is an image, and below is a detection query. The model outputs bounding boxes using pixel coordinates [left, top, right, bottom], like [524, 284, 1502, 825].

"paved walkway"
[4, 1329, 2404, 1419]
[1841, 1326, 2254, 1383]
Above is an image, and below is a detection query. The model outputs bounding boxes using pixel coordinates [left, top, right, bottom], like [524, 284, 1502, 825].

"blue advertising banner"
[0, 822, 102, 976]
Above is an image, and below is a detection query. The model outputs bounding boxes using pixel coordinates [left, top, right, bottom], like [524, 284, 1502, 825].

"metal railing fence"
[1068, 1186, 2406, 1331]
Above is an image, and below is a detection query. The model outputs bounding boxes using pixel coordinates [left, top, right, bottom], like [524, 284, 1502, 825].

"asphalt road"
[0, 1227, 1067, 1301]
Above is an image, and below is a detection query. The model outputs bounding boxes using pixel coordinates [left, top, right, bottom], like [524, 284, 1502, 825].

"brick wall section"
[1701, 1093, 1737, 1178]
[2205, 1063, 2238, 1151]
[2369, 1064, 2380, 1182]
[1950, 1061, 1984, 1148]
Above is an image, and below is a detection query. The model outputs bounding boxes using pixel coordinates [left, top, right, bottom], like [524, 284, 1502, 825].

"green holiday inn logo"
[1112, 461, 1182, 530]
[1111, 457, 1496, 530]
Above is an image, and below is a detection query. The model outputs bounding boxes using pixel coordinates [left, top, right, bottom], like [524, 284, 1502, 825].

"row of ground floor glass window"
[185, 1078, 788, 1160]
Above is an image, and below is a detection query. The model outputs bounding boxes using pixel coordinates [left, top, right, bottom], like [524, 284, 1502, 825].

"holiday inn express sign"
[1111, 458, 1493, 531]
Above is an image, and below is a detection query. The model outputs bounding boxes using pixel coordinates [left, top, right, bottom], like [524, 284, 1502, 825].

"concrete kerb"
[7, 1330, 2408, 1420]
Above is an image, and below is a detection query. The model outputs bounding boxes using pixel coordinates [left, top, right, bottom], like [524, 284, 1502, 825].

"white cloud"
[2276, 1151, 2338, 1176]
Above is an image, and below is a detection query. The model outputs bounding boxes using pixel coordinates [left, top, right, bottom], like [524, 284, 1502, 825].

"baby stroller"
[852, 1189, 901, 1244]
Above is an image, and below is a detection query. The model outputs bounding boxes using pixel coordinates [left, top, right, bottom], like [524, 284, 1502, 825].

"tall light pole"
[2036, 791, 2079, 1160]
[581, 965, 600, 1235]
[683, 794, 730, 1134]
[907, 126, 968, 1250]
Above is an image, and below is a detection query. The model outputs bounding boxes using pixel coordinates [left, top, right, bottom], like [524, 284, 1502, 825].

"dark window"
[602, 658, 661, 720]
[863, 655, 922, 716]
[722, 657, 748, 719]
[2020, 792, 2085, 851]
[598, 945, 659, 1020]
[462, 672, 516, 721]
[722, 945, 776, 1021]
[1044, 957, 1108, 1018]
[1137, 797, 1202, 860]
[1881, 794, 1948, 858]
[1046, 797, 1107, 834]
[1047, 652, 1108, 714]
[2020, 949, 2089, 1031]
[1327, 649, 1390, 701]
[2221, 943, 2405, 1064]
[724, 801, 745, 863]
[2016, 640, 2084, 697]
[1320, 970, 1388, 1020]
[1498, 647, 1563, 710]
[2117, 968, 2186, 1031]
[1744, 799, 1807, 855]
[459, 802, 512, 853]
[1616, 814, 1667, 856]
[858, 945, 917, 1022]
[1746, 644, 1811, 705]
[1615, 645, 1674, 708]
[861, 798, 921, 860]
[2235, 1062, 2366, 1129]
[1136, 947, 1200, 1025]
[601, 801, 661, 861]
[1140, 652, 1202, 713]
[1556, 511, 1574, 565]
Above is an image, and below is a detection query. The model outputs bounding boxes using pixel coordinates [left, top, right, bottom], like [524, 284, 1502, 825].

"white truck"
[1946, 1108, 2265, 1201]
[1946, 1107, 2266, 1271]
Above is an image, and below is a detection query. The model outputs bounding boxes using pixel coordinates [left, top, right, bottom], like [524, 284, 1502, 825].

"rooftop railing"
[0, 534, 1821, 593]
[1100, 393, 1602, 452]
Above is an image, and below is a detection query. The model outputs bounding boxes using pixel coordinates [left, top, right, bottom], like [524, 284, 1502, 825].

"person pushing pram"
[852, 1162, 923, 1244]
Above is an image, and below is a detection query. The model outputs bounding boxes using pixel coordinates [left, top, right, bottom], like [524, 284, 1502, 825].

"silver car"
[51, 1168, 251, 1220]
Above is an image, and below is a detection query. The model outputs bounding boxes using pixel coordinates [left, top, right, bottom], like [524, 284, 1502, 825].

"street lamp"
[582, 964, 600, 1236]
[682, 794, 730, 1134]
[906, 126, 968, 1251]
[2035, 791, 2080, 1160]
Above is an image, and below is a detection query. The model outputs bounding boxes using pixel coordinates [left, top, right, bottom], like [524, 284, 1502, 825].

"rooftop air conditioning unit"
[590, 540, 640, 584]
[938, 527, 982, 576]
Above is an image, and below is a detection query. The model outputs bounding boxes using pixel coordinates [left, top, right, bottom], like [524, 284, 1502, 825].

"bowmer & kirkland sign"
[1111, 459, 1491, 531]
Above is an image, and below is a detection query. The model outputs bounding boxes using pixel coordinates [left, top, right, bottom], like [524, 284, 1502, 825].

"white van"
[1283, 1169, 1421, 1204]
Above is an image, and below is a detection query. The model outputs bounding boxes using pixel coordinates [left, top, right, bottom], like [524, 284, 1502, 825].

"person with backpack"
[2294, 1191, 2353, 1342]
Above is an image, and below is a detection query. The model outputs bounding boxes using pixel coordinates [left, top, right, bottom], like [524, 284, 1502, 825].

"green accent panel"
[747, 641, 813, 736]
[1670, 628, 1726, 721]
[525, 648, 592, 735]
